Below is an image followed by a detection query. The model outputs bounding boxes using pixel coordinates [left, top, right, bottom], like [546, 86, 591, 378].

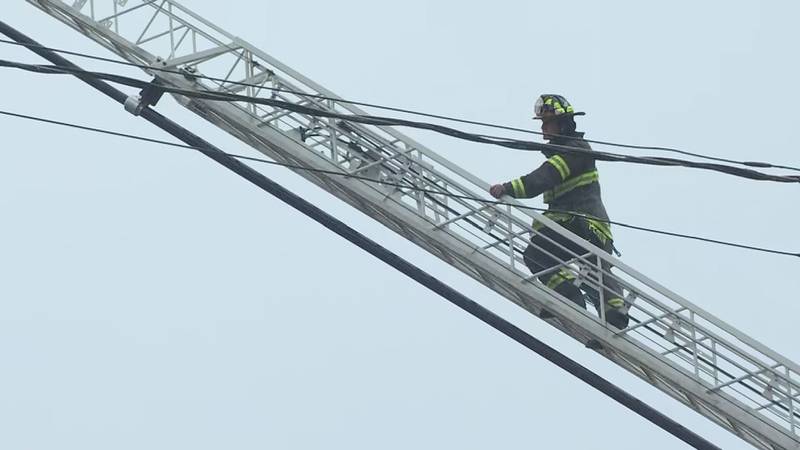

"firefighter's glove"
[489, 184, 506, 199]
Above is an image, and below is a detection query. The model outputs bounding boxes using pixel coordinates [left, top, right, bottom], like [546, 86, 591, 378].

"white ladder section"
[28, 1, 800, 448]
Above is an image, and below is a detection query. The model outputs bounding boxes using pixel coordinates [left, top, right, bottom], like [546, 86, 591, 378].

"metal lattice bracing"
[27, 1, 800, 448]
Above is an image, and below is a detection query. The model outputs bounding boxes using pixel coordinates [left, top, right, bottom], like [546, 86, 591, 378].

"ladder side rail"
[617, 288, 800, 408]
[578, 273, 800, 416]
[612, 276, 797, 392]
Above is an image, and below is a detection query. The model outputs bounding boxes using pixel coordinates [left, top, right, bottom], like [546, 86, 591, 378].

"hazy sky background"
[1, 1, 798, 449]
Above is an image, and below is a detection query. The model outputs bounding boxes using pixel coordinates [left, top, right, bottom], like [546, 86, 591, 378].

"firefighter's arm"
[498, 155, 574, 199]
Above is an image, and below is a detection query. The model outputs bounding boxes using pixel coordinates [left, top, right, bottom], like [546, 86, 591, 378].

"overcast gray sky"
[1, 1, 798, 449]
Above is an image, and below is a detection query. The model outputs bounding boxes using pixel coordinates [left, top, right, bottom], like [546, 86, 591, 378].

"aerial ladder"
[25, 1, 800, 448]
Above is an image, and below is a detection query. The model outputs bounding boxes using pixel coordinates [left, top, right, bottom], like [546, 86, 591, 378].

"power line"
[1, 38, 797, 174]
[3, 58, 799, 185]
[2, 108, 796, 259]
[0, 23, 724, 448]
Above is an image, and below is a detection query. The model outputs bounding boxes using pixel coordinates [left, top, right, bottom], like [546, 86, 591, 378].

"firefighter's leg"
[599, 257, 629, 329]
[523, 229, 586, 310]
[583, 242, 629, 329]
[573, 219, 630, 329]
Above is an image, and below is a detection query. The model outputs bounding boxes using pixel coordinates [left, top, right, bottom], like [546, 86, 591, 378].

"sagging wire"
[1, 38, 797, 173]
[1, 108, 796, 259]
[1, 58, 799, 185]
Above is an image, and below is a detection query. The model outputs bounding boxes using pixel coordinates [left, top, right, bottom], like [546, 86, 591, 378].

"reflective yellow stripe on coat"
[546, 155, 571, 180]
[543, 170, 599, 203]
[511, 178, 527, 198]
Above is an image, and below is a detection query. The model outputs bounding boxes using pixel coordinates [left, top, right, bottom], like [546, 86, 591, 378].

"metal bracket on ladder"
[123, 78, 165, 116]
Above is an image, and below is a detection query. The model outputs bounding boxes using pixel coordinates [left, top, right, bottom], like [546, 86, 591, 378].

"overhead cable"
[1, 58, 799, 185]
[1, 108, 796, 259]
[1, 38, 797, 173]
[0, 22, 723, 449]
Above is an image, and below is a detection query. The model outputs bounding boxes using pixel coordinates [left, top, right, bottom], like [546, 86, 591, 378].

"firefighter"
[489, 94, 629, 329]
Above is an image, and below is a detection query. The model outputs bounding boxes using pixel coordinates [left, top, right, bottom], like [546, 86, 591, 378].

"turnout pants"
[522, 216, 629, 329]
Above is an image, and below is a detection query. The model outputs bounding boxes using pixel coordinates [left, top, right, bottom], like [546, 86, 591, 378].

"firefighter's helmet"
[533, 94, 585, 120]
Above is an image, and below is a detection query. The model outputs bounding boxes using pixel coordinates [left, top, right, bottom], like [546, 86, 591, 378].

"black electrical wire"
[2, 58, 799, 185]
[2, 38, 798, 173]
[18, 60, 800, 182]
[0, 21, 726, 449]
[2, 108, 797, 259]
